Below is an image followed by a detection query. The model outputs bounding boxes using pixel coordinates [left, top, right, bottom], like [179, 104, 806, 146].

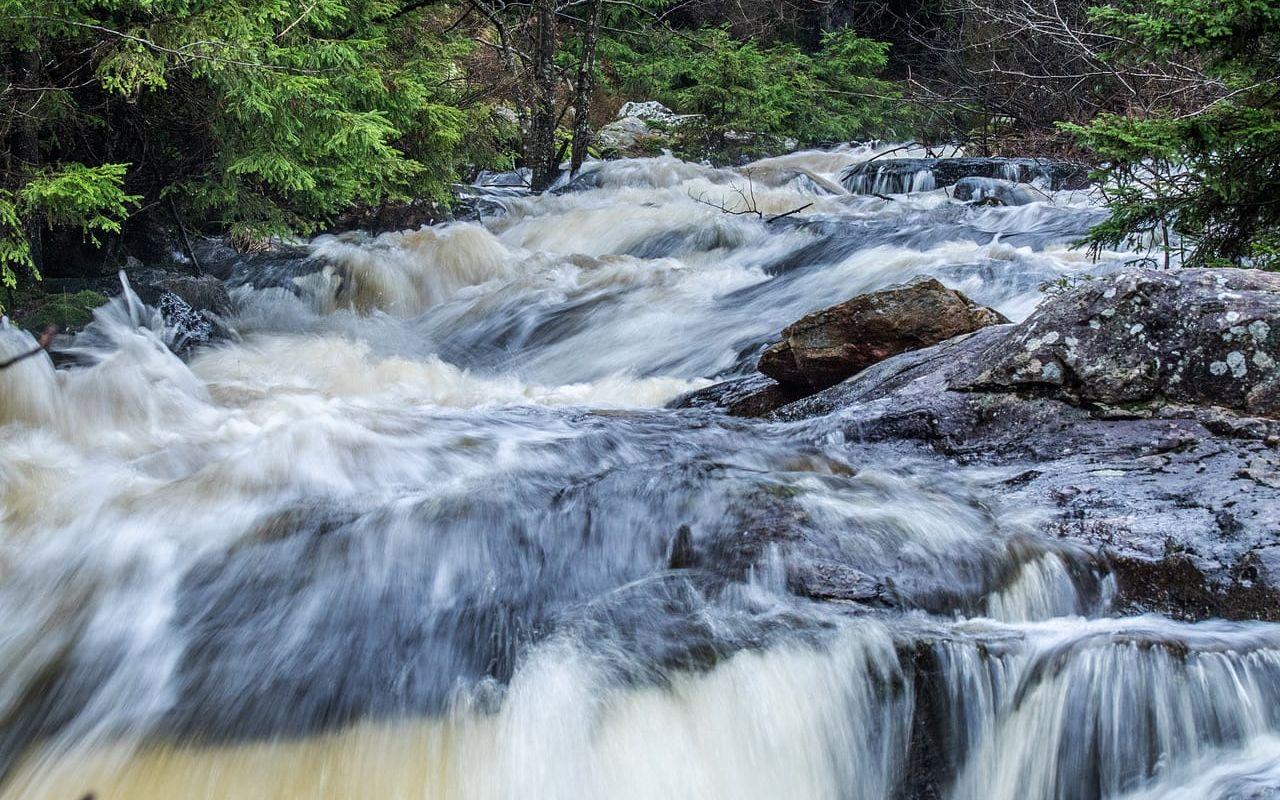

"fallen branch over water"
[0, 326, 57, 371]
[766, 203, 813, 222]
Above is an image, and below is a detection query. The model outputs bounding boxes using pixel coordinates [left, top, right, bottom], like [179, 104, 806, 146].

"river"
[1, 144, 1278, 799]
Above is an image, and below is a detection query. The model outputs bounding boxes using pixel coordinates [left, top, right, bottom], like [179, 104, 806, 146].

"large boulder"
[842, 157, 1091, 195]
[616, 100, 681, 124]
[597, 116, 668, 158]
[762, 268, 1280, 622]
[759, 277, 1008, 390]
[952, 269, 1280, 416]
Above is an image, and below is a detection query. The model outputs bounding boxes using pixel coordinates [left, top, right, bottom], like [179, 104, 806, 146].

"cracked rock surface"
[687, 269, 1280, 620]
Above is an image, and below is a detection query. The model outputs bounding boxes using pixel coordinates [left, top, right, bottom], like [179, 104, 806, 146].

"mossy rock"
[15, 290, 110, 333]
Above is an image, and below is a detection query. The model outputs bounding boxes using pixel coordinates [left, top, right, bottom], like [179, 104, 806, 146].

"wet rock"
[1108, 553, 1280, 622]
[952, 177, 1041, 206]
[741, 165, 846, 196]
[787, 561, 885, 604]
[842, 157, 1091, 195]
[551, 169, 602, 195]
[758, 269, 1280, 622]
[158, 291, 232, 355]
[758, 277, 1008, 391]
[952, 269, 1280, 417]
[668, 524, 697, 570]
[668, 373, 810, 417]
[473, 168, 531, 187]
[158, 274, 233, 318]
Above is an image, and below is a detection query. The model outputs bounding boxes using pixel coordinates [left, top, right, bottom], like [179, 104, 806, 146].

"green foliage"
[15, 290, 109, 333]
[602, 27, 899, 159]
[3, 0, 496, 248]
[1065, 0, 1280, 268]
[21, 164, 139, 242]
[0, 164, 139, 296]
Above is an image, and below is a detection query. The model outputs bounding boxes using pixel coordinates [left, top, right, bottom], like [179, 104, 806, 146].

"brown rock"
[758, 277, 1008, 390]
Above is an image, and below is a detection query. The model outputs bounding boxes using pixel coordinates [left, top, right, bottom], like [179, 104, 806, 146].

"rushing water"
[1, 144, 1277, 799]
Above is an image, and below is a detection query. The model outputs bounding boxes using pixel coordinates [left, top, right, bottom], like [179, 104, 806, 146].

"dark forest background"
[3, 0, 1278, 320]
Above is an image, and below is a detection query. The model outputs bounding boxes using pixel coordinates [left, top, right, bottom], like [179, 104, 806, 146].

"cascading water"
[0, 142, 1275, 799]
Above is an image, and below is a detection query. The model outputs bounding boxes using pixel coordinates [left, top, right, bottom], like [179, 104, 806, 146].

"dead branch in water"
[766, 203, 813, 222]
[689, 177, 814, 222]
[0, 326, 57, 371]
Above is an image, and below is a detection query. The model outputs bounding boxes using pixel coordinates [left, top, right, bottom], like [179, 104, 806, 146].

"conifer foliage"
[2, 0, 479, 286]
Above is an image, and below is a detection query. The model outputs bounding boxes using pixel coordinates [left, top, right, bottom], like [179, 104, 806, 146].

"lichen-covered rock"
[760, 269, 1280, 621]
[596, 117, 667, 157]
[759, 277, 1008, 390]
[616, 100, 681, 124]
[952, 269, 1280, 416]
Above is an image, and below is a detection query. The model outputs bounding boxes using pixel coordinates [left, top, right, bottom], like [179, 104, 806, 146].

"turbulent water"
[1, 144, 1277, 799]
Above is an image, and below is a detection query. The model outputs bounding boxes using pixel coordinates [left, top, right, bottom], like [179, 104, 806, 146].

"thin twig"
[0, 326, 58, 371]
[766, 203, 813, 223]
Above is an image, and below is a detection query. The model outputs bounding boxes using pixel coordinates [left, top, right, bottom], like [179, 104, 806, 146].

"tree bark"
[569, 0, 604, 176]
[11, 46, 43, 276]
[528, 0, 560, 192]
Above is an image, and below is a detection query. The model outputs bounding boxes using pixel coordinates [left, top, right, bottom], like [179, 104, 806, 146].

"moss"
[15, 290, 109, 333]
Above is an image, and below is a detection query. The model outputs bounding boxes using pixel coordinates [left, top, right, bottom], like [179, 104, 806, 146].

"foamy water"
[1, 143, 1275, 799]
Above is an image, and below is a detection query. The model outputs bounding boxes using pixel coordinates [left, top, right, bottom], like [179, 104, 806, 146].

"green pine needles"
[2, 0, 484, 296]
[1064, 0, 1280, 268]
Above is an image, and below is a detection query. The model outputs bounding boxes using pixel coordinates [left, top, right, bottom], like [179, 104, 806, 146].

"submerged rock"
[842, 157, 1091, 194]
[952, 176, 1041, 206]
[758, 277, 1008, 390]
[669, 373, 810, 417]
[473, 168, 531, 187]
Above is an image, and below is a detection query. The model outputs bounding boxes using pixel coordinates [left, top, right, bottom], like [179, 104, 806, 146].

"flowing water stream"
[1, 144, 1277, 799]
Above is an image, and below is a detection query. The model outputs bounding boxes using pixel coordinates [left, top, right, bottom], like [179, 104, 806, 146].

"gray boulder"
[952, 269, 1280, 416]
[597, 116, 667, 157]
[762, 268, 1280, 622]
[616, 101, 681, 124]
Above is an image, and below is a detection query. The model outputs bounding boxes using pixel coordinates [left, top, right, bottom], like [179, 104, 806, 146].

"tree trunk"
[11, 46, 42, 276]
[528, 0, 560, 192]
[569, 0, 604, 176]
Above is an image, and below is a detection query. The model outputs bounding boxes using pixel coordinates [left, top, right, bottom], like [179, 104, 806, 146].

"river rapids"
[2, 144, 1278, 799]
